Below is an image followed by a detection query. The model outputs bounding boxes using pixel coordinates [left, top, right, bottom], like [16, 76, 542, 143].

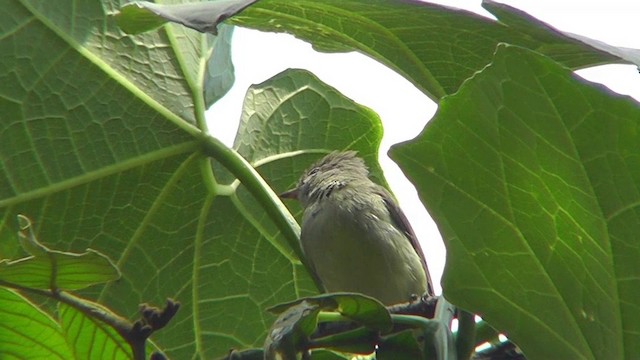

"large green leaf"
[0, 288, 73, 359]
[0, 0, 275, 357]
[0, 0, 385, 355]
[0, 288, 135, 360]
[232, 68, 386, 181]
[228, 0, 625, 100]
[391, 44, 639, 359]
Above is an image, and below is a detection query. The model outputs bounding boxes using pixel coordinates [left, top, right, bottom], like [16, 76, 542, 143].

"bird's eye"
[307, 167, 319, 176]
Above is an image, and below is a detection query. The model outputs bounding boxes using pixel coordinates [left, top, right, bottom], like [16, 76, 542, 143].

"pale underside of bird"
[281, 151, 434, 305]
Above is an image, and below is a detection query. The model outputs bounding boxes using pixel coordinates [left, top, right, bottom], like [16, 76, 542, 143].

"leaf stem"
[433, 297, 457, 360]
[454, 310, 476, 360]
[199, 134, 324, 291]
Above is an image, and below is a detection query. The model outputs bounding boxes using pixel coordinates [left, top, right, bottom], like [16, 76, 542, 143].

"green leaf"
[58, 302, 133, 360]
[116, 0, 260, 35]
[228, 0, 625, 100]
[325, 293, 391, 333]
[0, 288, 73, 359]
[269, 292, 392, 333]
[232, 68, 386, 184]
[264, 300, 321, 359]
[1, 216, 120, 290]
[482, 0, 640, 67]
[0, 1, 247, 356]
[309, 326, 379, 356]
[0, 248, 120, 290]
[205, 24, 236, 107]
[377, 330, 423, 360]
[391, 44, 638, 359]
[224, 348, 265, 360]
[233, 68, 384, 158]
[114, 2, 167, 35]
[265, 292, 393, 357]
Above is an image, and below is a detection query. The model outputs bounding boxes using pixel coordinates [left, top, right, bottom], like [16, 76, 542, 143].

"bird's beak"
[279, 187, 299, 200]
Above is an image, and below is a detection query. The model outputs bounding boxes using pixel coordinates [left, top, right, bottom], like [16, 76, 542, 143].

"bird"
[280, 151, 434, 305]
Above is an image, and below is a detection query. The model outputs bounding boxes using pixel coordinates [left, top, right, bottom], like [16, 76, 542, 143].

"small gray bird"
[280, 151, 434, 305]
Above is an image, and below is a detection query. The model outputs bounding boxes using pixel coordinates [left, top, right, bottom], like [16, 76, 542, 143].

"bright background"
[208, 0, 640, 294]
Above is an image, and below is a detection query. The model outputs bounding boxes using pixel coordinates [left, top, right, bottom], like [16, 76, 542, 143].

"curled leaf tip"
[17, 214, 30, 230]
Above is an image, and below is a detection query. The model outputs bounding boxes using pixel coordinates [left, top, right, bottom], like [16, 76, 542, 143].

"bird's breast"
[299, 192, 427, 305]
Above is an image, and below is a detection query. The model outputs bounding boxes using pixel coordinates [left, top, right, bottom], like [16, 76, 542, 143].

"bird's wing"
[376, 186, 435, 297]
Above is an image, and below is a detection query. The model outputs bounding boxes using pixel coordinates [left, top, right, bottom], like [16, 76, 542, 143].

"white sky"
[207, 1, 640, 294]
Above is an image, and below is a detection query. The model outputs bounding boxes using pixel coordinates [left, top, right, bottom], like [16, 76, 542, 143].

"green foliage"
[1, 0, 638, 359]
[265, 293, 438, 359]
[268, 293, 392, 333]
[228, 0, 624, 100]
[0, 220, 133, 359]
[1, 216, 120, 290]
[58, 302, 134, 359]
[0, 288, 75, 359]
[390, 44, 640, 359]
